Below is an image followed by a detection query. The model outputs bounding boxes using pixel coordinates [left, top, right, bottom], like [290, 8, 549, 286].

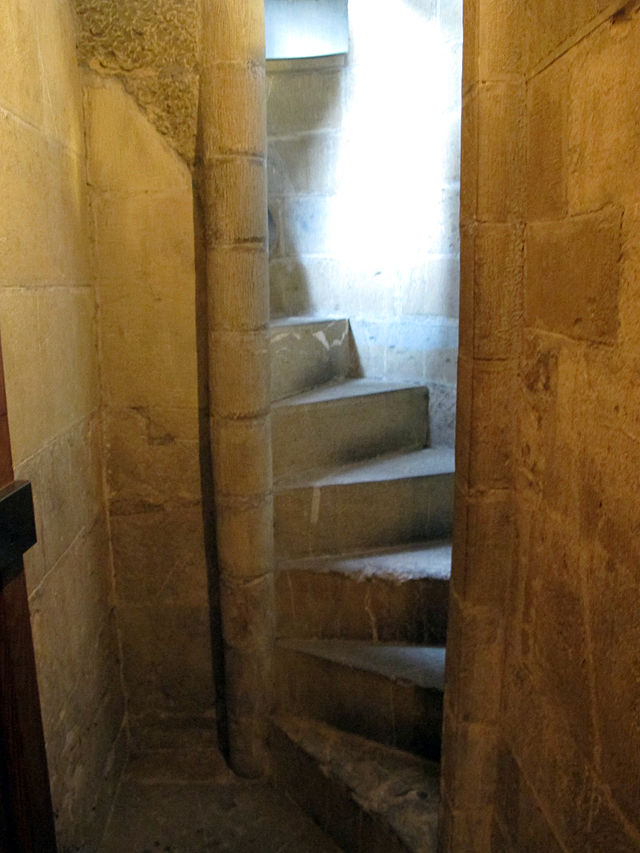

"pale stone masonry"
[196, 0, 275, 777]
[442, 1, 640, 850]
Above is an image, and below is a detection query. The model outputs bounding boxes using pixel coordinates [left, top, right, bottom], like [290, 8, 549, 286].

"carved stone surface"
[73, 0, 201, 160]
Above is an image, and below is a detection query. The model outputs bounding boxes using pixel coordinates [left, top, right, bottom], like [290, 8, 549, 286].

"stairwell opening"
[266, 0, 462, 847]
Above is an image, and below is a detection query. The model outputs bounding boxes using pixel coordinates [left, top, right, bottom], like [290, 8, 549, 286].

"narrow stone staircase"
[269, 317, 454, 853]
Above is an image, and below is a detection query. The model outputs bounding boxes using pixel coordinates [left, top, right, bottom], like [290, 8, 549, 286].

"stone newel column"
[196, 0, 274, 777]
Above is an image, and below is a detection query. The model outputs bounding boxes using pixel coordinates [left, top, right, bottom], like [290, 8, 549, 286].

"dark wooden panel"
[0, 329, 57, 851]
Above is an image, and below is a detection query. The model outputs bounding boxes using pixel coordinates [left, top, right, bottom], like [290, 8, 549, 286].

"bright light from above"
[331, 0, 457, 273]
[266, 0, 349, 59]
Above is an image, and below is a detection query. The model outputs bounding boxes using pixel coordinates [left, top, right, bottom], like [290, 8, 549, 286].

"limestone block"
[478, 0, 525, 77]
[216, 497, 274, 580]
[468, 358, 516, 490]
[105, 407, 200, 512]
[38, 288, 99, 432]
[111, 506, 208, 605]
[458, 226, 475, 359]
[84, 80, 190, 192]
[0, 118, 90, 288]
[525, 207, 621, 343]
[281, 195, 339, 257]
[97, 268, 198, 411]
[477, 81, 526, 222]
[212, 415, 272, 499]
[588, 543, 640, 825]
[440, 806, 494, 853]
[204, 157, 267, 244]
[118, 603, 214, 717]
[454, 353, 472, 488]
[473, 223, 523, 359]
[500, 661, 608, 851]
[444, 594, 504, 724]
[92, 190, 195, 287]
[493, 748, 565, 853]
[0, 0, 83, 153]
[19, 416, 104, 584]
[460, 493, 514, 610]
[267, 70, 343, 135]
[519, 512, 595, 758]
[210, 329, 271, 418]
[48, 687, 126, 852]
[462, 0, 479, 90]
[442, 717, 497, 808]
[0, 288, 44, 463]
[268, 133, 340, 196]
[527, 57, 569, 220]
[208, 245, 269, 331]
[204, 1, 265, 65]
[201, 62, 266, 157]
[0, 289, 98, 464]
[568, 17, 640, 212]
[30, 518, 124, 841]
[227, 717, 272, 779]
[224, 647, 273, 718]
[524, 0, 614, 72]
[221, 575, 275, 651]
[619, 201, 640, 351]
[460, 90, 478, 226]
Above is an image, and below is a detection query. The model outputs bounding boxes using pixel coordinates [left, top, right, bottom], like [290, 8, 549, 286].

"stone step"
[272, 379, 429, 479]
[270, 317, 351, 402]
[276, 541, 451, 644]
[274, 447, 455, 558]
[275, 639, 446, 760]
[271, 715, 440, 853]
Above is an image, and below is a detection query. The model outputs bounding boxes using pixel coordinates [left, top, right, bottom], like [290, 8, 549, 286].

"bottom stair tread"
[273, 715, 440, 853]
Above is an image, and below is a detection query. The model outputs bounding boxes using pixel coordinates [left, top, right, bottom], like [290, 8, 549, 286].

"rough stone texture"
[276, 542, 450, 644]
[272, 716, 440, 853]
[73, 0, 201, 161]
[0, 2, 126, 848]
[267, 0, 462, 445]
[84, 75, 214, 742]
[444, 2, 640, 850]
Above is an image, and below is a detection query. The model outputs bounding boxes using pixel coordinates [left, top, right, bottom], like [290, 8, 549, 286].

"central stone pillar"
[197, 0, 274, 777]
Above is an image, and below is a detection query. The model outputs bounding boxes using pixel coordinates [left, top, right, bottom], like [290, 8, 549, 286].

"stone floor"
[99, 747, 342, 853]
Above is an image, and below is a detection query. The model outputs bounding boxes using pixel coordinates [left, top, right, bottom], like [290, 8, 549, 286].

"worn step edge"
[271, 715, 440, 853]
[277, 541, 452, 583]
[275, 447, 455, 491]
[272, 378, 427, 410]
[277, 639, 446, 692]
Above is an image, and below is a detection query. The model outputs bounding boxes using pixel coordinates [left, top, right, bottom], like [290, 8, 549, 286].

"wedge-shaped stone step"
[270, 317, 351, 402]
[271, 716, 440, 853]
[277, 541, 451, 644]
[274, 448, 455, 558]
[275, 639, 445, 760]
[273, 380, 428, 478]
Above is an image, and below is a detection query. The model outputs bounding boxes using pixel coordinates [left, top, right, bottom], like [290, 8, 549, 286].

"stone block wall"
[0, 1, 126, 848]
[267, 0, 462, 445]
[84, 77, 215, 749]
[443, 1, 640, 849]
